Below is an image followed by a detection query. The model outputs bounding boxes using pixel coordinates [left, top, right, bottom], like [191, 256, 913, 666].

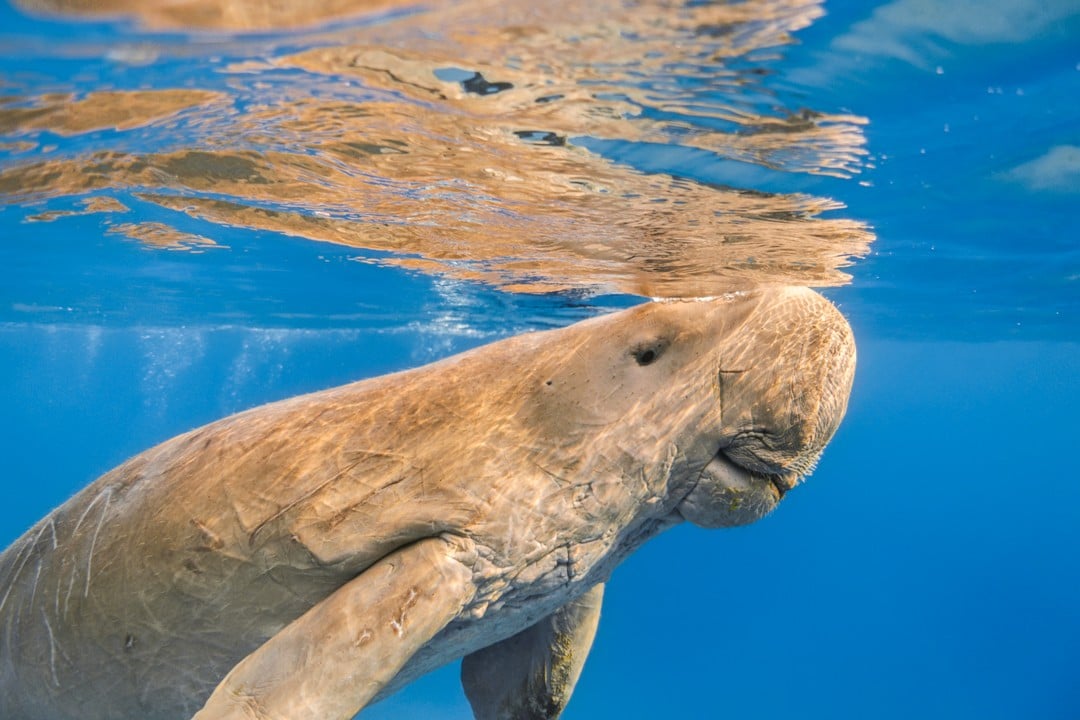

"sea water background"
[0, 1, 1078, 718]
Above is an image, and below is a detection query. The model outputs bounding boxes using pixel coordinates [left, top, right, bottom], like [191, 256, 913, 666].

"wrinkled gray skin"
[0, 287, 855, 720]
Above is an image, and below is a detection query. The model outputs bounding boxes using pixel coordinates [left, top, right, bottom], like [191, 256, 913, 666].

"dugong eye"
[630, 338, 669, 366]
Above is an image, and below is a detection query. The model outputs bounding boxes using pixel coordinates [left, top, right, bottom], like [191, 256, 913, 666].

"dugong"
[0, 286, 855, 720]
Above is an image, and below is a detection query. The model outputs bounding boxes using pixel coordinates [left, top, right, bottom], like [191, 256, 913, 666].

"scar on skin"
[41, 609, 59, 686]
[0, 521, 50, 615]
[189, 519, 224, 552]
[72, 487, 113, 598]
[389, 588, 419, 638]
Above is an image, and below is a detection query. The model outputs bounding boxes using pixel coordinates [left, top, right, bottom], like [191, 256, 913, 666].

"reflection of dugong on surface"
[0, 286, 855, 720]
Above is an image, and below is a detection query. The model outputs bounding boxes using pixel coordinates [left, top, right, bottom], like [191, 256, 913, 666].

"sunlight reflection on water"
[1, 0, 873, 299]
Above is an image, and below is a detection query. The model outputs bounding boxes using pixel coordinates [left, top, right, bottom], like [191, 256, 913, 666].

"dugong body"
[0, 287, 855, 720]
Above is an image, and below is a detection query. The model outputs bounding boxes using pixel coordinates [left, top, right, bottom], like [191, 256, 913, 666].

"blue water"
[1, 1, 1078, 718]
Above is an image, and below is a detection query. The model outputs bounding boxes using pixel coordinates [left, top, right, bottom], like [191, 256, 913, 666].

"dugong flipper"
[461, 584, 605, 720]
[0, 287, 856, 720]
[195, 537, 477, 719]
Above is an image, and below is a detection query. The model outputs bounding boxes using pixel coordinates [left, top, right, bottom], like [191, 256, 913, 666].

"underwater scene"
[0, 0, 1077, 717]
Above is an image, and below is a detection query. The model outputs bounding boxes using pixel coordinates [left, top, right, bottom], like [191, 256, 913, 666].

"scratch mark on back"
[0, 519, 52, 617]
[245, 454, 373, 546]
[82, 487, 113, 598]
[63, 565, 77, 618]
[28, 562, 43, 615]
[41, 608, 59, 687]
[72, 488, 106, 533]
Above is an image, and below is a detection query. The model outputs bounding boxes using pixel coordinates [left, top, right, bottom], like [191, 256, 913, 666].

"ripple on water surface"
[1, 0, 873, 303]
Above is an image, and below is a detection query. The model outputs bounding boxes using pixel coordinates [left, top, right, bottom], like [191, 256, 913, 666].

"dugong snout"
[678, 287, 856, 528]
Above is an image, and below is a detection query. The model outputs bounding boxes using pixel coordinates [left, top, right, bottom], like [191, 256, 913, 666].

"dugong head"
[510, 286, 854, 530]
[668, 286, 856, 528]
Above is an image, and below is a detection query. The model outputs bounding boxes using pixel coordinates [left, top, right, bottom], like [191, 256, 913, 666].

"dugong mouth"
[767, 470, 796, 499]
[675, 450, 796, 529]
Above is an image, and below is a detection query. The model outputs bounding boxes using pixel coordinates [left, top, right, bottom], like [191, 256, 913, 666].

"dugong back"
[0, 371, 479, 719]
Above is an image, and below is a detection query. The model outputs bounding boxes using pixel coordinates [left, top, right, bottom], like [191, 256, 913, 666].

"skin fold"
[0, 286, 855, 720]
